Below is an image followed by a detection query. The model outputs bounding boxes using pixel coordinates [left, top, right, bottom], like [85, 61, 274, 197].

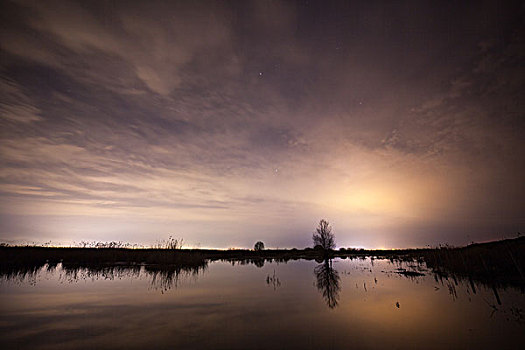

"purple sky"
[1, 1, 524, 248]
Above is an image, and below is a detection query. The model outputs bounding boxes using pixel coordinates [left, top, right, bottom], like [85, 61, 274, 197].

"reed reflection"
[314, 259, 341, 309]
[146, 264, 206, 292]
[1, 261, 207, 292]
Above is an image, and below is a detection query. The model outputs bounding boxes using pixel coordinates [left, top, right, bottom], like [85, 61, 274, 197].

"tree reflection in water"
[314, 259, 341, 309]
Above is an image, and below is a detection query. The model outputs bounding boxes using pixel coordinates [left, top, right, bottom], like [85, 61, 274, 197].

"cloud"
[0, 78, 42, 124]
[2, 1, 233, 96]
[0, 0, 523, 247]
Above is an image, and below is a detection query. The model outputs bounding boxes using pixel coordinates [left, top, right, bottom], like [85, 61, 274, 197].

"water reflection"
[314, 259, 341, 308]
[266, 270, 281, 290]
[1, 255, 523, 303]
[1, 261, 207, 293]
[146, 264, 206, 292]
[62, 264, 141, 280]
[1, 257, 524, 349]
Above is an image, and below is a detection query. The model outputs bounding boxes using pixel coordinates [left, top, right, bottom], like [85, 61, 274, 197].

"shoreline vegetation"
[1, 236, 524, 291]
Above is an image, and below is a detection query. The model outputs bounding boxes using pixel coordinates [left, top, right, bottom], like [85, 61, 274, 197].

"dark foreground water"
[1, 258, 524, 349]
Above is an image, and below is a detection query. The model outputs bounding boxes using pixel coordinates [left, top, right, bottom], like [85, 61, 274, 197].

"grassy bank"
[1, 237, 524, 289]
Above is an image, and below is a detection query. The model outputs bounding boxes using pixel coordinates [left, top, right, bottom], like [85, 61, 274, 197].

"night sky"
[1, 1, 524, 249]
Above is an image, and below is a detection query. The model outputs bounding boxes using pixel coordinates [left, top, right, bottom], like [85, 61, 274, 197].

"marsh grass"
[409, 236, 525, 290]
[1, 237, 523, 290]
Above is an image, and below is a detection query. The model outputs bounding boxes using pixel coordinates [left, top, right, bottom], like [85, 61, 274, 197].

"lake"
[1, 257, 524, 349]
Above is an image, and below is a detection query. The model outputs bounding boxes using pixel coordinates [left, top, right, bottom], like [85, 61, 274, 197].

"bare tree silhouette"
[312, 219, 335, 250]
[314, 259, 341, 309]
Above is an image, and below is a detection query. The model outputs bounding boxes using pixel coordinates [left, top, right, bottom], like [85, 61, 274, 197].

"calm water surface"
[1, 258, 524, 349]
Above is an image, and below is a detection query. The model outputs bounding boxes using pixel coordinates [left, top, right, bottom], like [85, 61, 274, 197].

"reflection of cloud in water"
[314, 259, 341, 309]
